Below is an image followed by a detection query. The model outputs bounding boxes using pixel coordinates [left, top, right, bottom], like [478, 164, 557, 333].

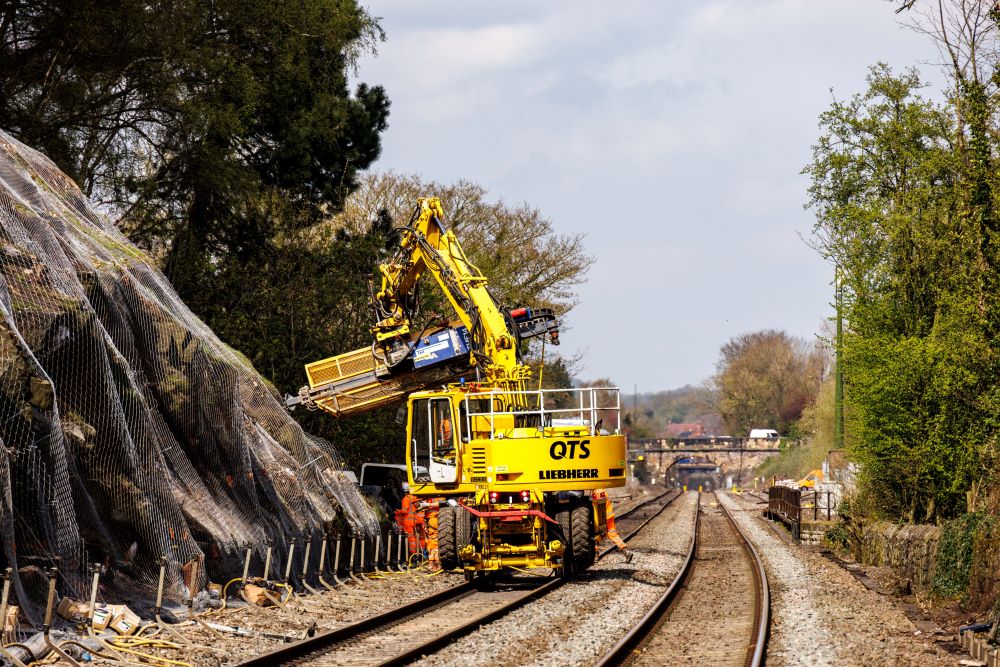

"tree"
[326, 171, 594, 313]
[806, 57, 1000, 522]
[0, 0, 390, 300]
[630, 385, 722, 437]
[0, 0, 397, 469]
[713, 330, 827, 437]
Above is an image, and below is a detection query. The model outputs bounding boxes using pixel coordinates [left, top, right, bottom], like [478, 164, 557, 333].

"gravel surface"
[607, 482, 661, 515]
[40, 568, 462, 666]
[424, 491, 700, 667]
[718, 492, 956, 667]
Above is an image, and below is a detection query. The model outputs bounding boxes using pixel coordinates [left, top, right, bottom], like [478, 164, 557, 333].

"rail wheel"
[571, 503, 595, 570]
[438, 505, 458, 569]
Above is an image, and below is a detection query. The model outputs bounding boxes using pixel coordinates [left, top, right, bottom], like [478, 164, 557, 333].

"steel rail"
[236, 490, 682, 667]
[593, 495, 700, 667]
[721, 499, 770, 667]
[232, 581, 477, 666]
[235, 487, 681, 667]
[379, 490, 680, 666]
[374, 578, 563, 667]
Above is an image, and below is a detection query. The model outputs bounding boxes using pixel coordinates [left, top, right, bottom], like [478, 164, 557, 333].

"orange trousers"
[426, 507, 439, 563]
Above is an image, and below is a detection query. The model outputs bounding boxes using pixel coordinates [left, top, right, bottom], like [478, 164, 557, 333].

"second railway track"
[233, 490, 682, 667]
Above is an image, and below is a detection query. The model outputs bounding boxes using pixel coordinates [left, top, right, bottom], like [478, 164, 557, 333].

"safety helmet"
[402, 482, 410, 493]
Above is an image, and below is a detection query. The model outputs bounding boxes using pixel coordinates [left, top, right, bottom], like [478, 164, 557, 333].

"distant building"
[665, 422, 704, 439]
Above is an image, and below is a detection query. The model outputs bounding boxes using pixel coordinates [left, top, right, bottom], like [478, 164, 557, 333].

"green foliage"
[757, 439, 826, 481]
[797, 371, 836, 451]
[0, 0, 390, 301]
[807, 62, 1000, 523]
[823, 522, 850, 553]
[846, 333, 995, 522]
[932, 512, 992, 600]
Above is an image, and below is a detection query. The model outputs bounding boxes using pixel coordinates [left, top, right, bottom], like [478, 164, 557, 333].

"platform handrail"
[462, 386, 621, 439]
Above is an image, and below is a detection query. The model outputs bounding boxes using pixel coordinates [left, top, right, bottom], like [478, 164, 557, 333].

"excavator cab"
[409, 394, 460, 485]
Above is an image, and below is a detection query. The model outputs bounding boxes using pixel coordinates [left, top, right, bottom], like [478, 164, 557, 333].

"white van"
[749, 428, 779, 439]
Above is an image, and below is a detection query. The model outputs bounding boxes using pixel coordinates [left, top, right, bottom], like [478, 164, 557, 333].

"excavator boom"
[287, 309, 559, 417]
[287, 197, 559, 418]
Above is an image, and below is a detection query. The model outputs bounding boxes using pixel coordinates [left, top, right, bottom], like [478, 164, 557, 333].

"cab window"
[430, 399, 455, 456]
[410, 399, 431, 481]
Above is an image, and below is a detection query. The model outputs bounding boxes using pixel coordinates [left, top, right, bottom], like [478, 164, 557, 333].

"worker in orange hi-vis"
[439, 415, 452, 445]
[418, 497, 447, 571]
[425, 502, 440, 571]
[594, 489, 633, 563]
[395, 483, 425, 558]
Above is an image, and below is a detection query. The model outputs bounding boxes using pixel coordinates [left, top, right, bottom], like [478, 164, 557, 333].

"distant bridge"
[629, 436, 787, 487]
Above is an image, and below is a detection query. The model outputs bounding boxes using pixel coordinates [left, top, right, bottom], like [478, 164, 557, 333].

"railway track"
[614, 490, 680, 536]
[595, 491, 770, 667]
[233, 490, 682, 667]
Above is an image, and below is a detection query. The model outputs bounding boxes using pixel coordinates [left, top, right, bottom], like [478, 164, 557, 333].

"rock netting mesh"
[0, 129, 377, 623]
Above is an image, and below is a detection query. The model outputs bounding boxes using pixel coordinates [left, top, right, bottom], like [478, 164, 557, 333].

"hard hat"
[402, 482, 410, 493]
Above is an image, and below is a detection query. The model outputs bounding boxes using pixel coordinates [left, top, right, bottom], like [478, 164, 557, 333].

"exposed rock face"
[0, 130, 376, 622]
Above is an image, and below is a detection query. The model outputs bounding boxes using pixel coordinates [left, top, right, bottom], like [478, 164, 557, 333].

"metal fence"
[766, 486, 837, 542]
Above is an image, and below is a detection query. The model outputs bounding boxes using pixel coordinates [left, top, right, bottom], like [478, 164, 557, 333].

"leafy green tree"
[328, 171, 594, 313]
[1, 0, 395, 467]
[806, 62, 1000, 522]
[0, 0, 390, 300]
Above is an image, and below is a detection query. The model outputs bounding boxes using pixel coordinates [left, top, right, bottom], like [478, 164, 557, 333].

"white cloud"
[355, 0, 943, 389]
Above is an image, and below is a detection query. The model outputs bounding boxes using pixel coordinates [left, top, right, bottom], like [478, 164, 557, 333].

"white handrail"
[461, 387, 622, 438]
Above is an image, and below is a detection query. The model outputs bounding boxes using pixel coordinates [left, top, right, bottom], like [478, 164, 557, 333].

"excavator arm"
[372, 197, 531, 385]
[286, 198, 559, 417]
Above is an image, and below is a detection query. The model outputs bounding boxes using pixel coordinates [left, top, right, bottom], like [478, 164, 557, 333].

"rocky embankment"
[0, 129, 375, 623]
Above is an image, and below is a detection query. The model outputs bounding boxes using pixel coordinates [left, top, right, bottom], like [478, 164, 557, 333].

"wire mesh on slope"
[0, 129, 378, 625]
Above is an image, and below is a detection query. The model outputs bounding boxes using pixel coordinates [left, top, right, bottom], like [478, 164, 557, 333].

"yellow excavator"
[289, 198, 626, 577]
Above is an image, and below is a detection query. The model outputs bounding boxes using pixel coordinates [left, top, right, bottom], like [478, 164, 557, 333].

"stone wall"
[857, 522, 941, 592]
[801, 520, 838, 546]
[853, 518, 1000, 612]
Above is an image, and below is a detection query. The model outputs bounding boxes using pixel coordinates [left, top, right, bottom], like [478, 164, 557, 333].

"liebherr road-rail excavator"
[288, 198, 626, 577]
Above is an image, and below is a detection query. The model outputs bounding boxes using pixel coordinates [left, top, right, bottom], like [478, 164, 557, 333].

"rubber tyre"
[554, 507, 574, 573]
[571, 504, 595, 571]
[438, 505, 458, 569]
[455, 506, 474, 553]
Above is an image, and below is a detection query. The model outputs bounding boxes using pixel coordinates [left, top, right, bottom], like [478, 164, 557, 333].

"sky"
[354, 0, 944, 393]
